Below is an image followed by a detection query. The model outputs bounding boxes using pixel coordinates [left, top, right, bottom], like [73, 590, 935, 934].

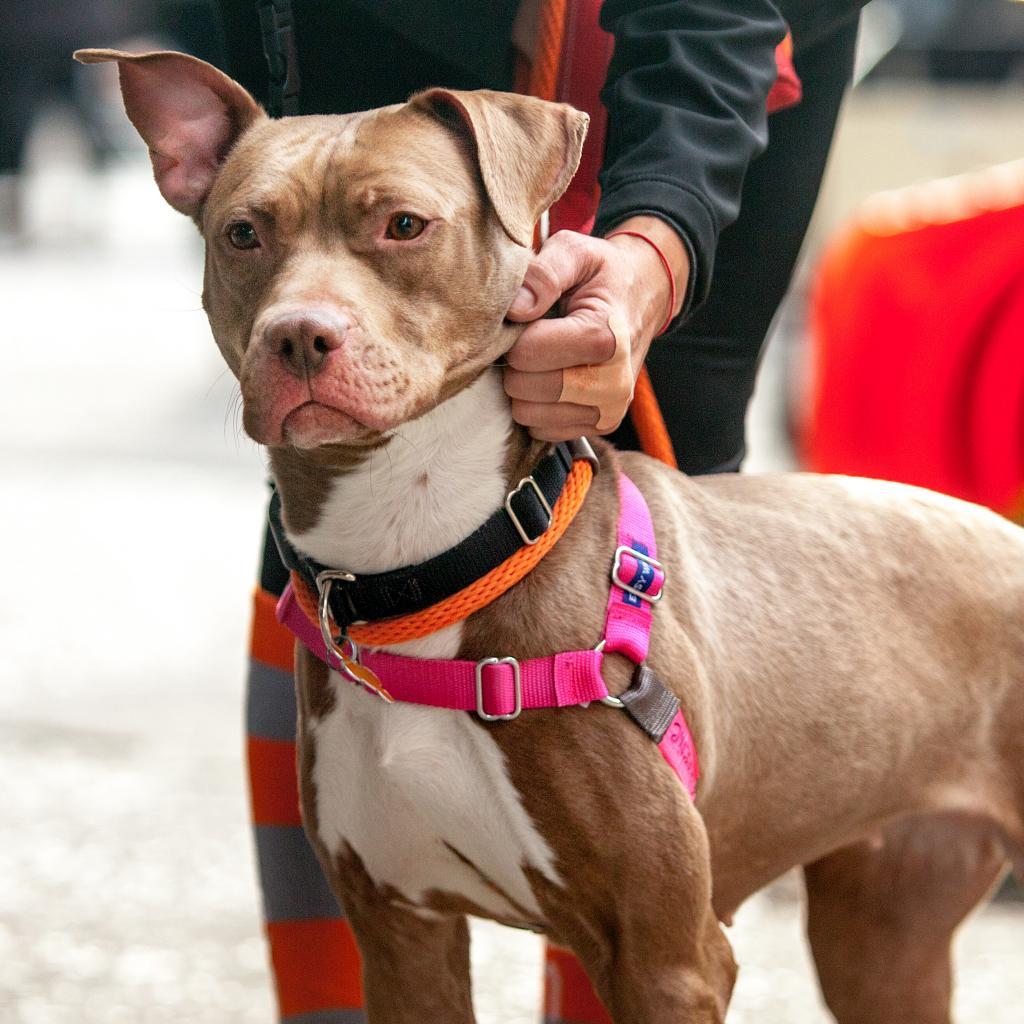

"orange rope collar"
[290, 458, 595, 647]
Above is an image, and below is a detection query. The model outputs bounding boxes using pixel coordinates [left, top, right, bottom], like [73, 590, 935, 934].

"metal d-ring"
[593, 639, 625, 708]
[315, 568, 358, 669]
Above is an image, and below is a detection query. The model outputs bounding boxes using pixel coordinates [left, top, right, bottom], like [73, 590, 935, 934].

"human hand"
[503, 215, 689, 442]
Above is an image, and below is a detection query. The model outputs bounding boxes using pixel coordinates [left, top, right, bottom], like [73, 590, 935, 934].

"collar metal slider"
[505, 476, 553, 546]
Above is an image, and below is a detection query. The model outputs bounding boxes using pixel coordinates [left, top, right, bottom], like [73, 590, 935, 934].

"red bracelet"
[606, 229, 678, 336]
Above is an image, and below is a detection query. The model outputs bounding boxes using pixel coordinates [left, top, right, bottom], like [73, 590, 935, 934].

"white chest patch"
[290, 372, 514, 574]
[312, 676, 561, 921]
[289, 371, 562, 921]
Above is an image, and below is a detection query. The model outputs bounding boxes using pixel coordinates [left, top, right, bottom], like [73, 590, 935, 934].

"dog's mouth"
[281, 400, 379, 448]
[242, 362, 409, 447]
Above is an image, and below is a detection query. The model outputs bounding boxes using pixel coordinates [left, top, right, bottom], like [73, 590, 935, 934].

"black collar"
[268, 438, 597, 634]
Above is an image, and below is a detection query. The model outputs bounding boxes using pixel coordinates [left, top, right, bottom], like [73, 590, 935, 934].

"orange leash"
[529, 0, 568, 100]
[529, 0, 677, 471]
[291, 459, 595, 646]
[632, 366, 678, 469]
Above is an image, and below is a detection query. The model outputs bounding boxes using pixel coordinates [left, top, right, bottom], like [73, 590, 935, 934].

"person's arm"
[595, 0, 787, 320]
[506, 0, 787, 440]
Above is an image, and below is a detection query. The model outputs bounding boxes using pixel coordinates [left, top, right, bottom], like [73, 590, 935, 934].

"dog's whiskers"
[222, 382, 245, 448]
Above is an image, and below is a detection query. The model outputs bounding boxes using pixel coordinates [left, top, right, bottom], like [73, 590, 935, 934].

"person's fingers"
[502, 366, 563, 403]
[559, 312, 633, 432]
[506, 231, 599, 321]
[506, 309, 617, 372]
[510, 398, 599, 430]
[527, 424, 600, 443]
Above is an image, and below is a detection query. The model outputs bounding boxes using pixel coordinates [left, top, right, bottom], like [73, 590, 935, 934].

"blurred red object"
[768, 32, 803, 113]
[802, 165, 1024, 520]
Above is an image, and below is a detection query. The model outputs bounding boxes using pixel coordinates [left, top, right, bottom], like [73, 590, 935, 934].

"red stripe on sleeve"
[251, 587, 298, 672]
[267, 918, 364, 1016]
[248, 736, 303, 827]
[545, 944, 611, 1023]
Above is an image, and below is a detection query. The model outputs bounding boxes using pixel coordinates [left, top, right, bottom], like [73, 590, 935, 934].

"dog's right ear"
[74, 49, 265, 219]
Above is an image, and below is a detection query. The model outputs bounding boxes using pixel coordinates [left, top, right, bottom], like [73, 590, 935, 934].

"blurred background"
[2, 1, 1023, 1022]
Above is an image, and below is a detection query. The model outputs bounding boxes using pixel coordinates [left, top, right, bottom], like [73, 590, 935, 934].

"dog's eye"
[386, 213, 426, 241]
[227, 221, 261, 250]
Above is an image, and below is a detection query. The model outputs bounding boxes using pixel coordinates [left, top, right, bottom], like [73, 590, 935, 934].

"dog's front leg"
[596, 806, 736, 1024]
[598, 911, 735, 1024]
[341, 878, 475, 1024]
[293, 650, 476, 1023]
[527, 744, 736, 1023]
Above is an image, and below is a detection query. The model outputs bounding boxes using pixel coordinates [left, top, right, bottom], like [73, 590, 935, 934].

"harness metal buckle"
[505, 476, 553, 546]
[475, 656, 523, 721]
[316, 570, 394, 703]
[611, 545, 665, 604]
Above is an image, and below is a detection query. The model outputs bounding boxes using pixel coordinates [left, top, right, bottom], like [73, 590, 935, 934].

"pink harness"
[277, 471, 699, 797]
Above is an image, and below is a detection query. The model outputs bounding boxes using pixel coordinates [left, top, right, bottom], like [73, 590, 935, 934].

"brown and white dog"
[79, 48, 1024, 1023]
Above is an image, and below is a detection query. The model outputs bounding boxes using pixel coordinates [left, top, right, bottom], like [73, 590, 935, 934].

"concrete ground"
[4, 83, 1023, 1023]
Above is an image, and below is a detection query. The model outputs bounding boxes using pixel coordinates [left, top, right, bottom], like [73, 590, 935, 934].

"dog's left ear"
[412, 89, 588, 247]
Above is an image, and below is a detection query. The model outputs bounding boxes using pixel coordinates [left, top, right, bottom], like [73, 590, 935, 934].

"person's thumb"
[505, 230, 595, 322]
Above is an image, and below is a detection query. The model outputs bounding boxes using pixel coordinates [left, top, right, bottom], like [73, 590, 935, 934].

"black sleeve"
[593, 0, 787, 317]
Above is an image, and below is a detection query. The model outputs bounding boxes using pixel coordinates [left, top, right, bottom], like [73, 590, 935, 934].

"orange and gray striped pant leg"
[247, 530, 610, 1022]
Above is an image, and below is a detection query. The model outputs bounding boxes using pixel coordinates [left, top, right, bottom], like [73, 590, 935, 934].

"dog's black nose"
[264, 313, 346, 378]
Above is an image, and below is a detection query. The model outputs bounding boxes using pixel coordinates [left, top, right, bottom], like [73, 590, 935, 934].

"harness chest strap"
[276, 470, 699, 798]
[277, 597, 609, 712]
